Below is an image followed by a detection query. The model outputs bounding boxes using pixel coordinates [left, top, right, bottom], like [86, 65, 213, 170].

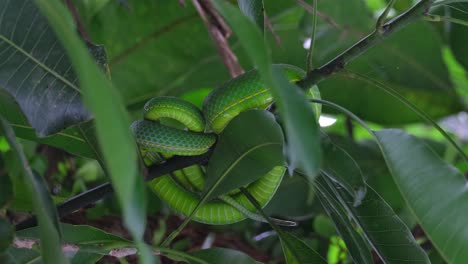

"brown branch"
[295, 0, 342, 30]
[64, 0, 92, 42]
[192, 0, 244, 77]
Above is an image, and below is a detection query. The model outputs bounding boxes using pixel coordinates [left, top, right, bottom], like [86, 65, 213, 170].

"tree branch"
[15, 150, 213, 231]
[298, 0, 435, 89]
[192, 0, 244, 77]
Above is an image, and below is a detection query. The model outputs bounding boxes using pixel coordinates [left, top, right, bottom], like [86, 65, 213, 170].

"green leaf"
[0, 218, 13, 253]
[315, 183, 373, 264]
[17, 224, 130, 249]
[238, 0, 264, 32]
[0, 92, 98, 158]
[448, 3, 468, 71]
[320, 176, 429, 263]
[0, 116, 67, 263]
[0, 161, 12, 209]
[189, 247, 261, 264]
[279, 231, 326, 264]
[0, 247, 41, 264]
[0, 0, 93, 136]
[204, 110, 284, 199]
[375, 129, 468, 263]
[321, 21, 461, 124]
[212, 0, 321, 178]
[34, 1, 153, 263]
[17, 224, 134, 263]
[321, 136, 366, 206]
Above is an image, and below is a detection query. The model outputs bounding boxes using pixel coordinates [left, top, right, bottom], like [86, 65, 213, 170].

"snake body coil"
[132, 64, 312, 225]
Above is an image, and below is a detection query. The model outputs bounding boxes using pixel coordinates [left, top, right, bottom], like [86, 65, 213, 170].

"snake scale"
[131, 64, 317, 225]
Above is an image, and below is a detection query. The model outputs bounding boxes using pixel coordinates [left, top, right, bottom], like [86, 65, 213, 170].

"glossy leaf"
[212, 0, 321, 178]
[279, 231, 326, 264]
[0, 116, 67, 263]
[375, 129, 468, 263]
[315, 178, 373, 264]
[190, 247, 260, 264]
[0, 92, 98, 158]
[238, 0, 264, 32]
[204, 110, 284, 199]
[34, 1, 153, 263]
[0, 0, 92, 136]
[319, 176, 429, 263]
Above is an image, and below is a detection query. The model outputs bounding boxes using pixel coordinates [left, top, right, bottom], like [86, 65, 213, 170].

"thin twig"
[192, 0, 244, 77]
[425, 14, 468, 27]
[305, 0, 318, 71]
[295, 0, 341, 29]
[376, 0, 397, 31]
[298, 0, 435, 89]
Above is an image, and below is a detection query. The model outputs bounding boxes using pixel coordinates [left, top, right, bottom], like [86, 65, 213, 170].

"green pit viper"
[131, 64, 319, 225]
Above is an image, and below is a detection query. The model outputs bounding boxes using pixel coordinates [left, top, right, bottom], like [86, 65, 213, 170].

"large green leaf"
[321, 21, 461, 124]
[0, 91, 98, 158]
[321, 136, 366, 206]
[189, 247, 261, 264]
[315, 178, 373, 264]
[0, 116, 67, 263]
[0, 0, 93, 136]
[319, 176, 429, 263]
[34, 1, 153, 263]
[204, 110, 284, 199]
[375, 129, 468, 263]
[212, 0, 321, 178]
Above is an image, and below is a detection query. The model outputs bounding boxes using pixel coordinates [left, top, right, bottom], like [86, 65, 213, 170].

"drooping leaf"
[375, 129, 468, 263]
[204, 110, 284, 199]
[0, 115, 67, 263]
[238, 0, 264, 32]
[279, 231, 326, 264]
[315, 179, 373, 264]
[319, 176, 429, 263]
[189, 247, 261, 264]
[0, 0, 92, 136]
[321, 136, 366, 206]
[34, 1, 153, 263]
[0, 91, 98, 159]
[212, 0, 321, 178]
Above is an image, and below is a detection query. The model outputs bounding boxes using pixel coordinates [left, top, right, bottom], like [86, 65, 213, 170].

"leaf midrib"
[205, 141, 281, 198]
[0, 35, 80, 93]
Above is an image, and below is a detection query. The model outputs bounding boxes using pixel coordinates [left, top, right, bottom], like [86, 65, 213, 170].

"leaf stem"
[298, 0, 435, 89]
[305, 0, 318, 72]
[424, 14, 468, 27]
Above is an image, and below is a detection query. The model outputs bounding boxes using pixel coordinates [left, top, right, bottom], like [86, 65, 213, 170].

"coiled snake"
[131, 64, 318, 225]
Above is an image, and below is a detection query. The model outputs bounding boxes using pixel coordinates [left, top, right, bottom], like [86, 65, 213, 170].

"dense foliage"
[1, 0, 467, 263]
